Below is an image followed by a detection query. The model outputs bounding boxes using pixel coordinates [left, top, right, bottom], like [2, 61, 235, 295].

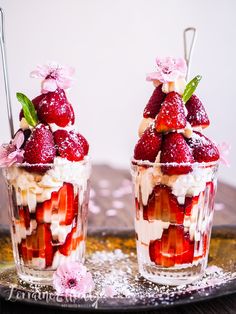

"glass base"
[139, 259, 206, 285]
[16, 264, 54, 285]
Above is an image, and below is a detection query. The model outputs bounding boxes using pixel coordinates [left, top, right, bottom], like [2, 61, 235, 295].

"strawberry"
[19, 223, 53, 267]
[54, 130, 89, 161]
[155, 92, 187, 132]
[186, 131, 219, 162]
[143, 185, 184, 224]
[18, 206, 31, 229]
[37, 89, 75, 127]
[36, 183, 75, 226]
[59, 226, 83, 256]
[149, 225, 194, 267]
[24, 124, 56, 173]
[143, 85, 166, 118]
[134, 126, 162, 162]
[185, 94, 210, 128]
[160, 132, 194, 175]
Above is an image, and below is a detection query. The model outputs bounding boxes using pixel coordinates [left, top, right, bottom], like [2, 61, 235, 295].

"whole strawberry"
[54, 130, 89, 161]
[155, 92, 187, 132]
[185, 94, 210, 128]
[24, 124, 56, 173]
[143, 85, 166, 119]
[37, 89, 75, 127]
[187, 131, 219, 162]
[160, 132, 194, 175]
[134, 126, 162, 162]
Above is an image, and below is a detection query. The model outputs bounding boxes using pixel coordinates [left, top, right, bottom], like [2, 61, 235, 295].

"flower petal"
[12, 131, 25, 149]
[41, 78, 58, 93]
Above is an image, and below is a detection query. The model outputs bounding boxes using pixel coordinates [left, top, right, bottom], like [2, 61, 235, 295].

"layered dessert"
[2, 63, 91, 282]
[131, 57, 219, 284]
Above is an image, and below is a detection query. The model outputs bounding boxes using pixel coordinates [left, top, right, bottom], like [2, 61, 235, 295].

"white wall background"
[0, 0, 235, 186]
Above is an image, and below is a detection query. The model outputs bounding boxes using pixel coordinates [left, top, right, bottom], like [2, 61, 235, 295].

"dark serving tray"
[0, 225, 235, 312]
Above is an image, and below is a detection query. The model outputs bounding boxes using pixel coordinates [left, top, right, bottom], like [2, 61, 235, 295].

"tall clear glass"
[131, 160, 218, 285]
[3, 158, 91, 284]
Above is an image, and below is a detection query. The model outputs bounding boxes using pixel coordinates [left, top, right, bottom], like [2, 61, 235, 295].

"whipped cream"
[6, 156, 91, 211]
[162, 78, 187, 95]
[132, 163, 215, 205]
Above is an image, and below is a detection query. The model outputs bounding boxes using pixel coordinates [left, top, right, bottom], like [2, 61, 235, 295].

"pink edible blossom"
[146, 57, 187, 83]
[30, 62, 75, 94]
[53, 262, 94, 297]
[217, 142, 231, 167]
[104, 285, 116, 297]
[0, 131, 25, 167]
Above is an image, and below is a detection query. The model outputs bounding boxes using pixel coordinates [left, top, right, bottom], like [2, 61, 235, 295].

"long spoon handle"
[184, 27, 197, 81]
[0, 8, 14, 138]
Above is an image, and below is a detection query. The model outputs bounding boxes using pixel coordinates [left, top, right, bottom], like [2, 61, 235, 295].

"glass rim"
[2, 156, 91, 169]
[131, 158, 219, 168]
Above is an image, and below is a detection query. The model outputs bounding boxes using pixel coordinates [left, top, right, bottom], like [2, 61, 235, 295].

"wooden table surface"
[0, 165, 235, 313]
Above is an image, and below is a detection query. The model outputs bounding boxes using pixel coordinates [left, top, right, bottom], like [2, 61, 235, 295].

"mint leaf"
[182, 75, 202, 104]
[16, 93, 38, 127]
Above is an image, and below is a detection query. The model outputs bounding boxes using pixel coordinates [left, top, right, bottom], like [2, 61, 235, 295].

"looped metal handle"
[183, 27, 197, 81]
[0, 7, 14, 138]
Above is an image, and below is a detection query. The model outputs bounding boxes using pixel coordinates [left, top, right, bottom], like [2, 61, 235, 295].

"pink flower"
[146, 57, 187, 83]
[30, 62, 75, 94]
[53, 262, 94, 297]
[0, 131, 25, 167]
[217, 142, 231, 167]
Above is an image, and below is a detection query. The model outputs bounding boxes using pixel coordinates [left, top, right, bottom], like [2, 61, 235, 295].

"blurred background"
[0, 0, 235, 186]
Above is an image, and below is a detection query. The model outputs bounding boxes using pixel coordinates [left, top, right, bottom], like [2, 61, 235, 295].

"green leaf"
[16, 92, 38, 127]
[182, 75, 202, 104]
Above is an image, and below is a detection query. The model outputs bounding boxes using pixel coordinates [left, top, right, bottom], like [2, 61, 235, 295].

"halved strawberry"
[36, 183, 75, 226]
[186, 131, 219, 162]
[155, 92, 187, 132]
[184, 196, 199, 216]
[59, 226, 83, 256]
[54, 130, 88, 161]
[185, 94, 210, 129]
[160, 132, 194, 175]
[143, 185, 184, 224]
[149, 225, 195, 267]
[24, 124, 56, 173]
[134, 126, 162, 162]
[19, 223, 53, 267]
[143, 85, 166, 118]
[37, 89, 75, 127]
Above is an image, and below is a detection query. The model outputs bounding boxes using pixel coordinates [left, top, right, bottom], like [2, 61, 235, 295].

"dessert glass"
[131, 160, 219, 285]
[4, 157, 91, 284]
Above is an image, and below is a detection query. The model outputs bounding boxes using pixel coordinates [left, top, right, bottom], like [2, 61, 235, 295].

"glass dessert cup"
[3, 158, 91, 284]
[131, 160, 219, 285]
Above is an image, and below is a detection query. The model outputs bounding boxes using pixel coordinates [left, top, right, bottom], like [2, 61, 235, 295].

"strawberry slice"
[184, 196, 199, 216]
[59, 226, 83, 256]
[134, 126, 162, 162]
[37, 89, 75, 127]
[19, 223, 53, 267]
[24, 124, 56, 173]
[186, 131, 220, 162]
[36, 183, 75, 226]
[143, 185, 184, 224]
[18, 206, 31, 229]
[185, 94, 210, 129]
[160, 132, 194, 175]
[155, 92, 187, 132]
[143, 85, 166, 119]
[54, 130, 89, 161]
[149, 225, 195, 267]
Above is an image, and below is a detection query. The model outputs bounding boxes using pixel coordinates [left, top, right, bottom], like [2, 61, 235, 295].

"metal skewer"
[0, 8, 14, 138]
[183, 27, 197, 81]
